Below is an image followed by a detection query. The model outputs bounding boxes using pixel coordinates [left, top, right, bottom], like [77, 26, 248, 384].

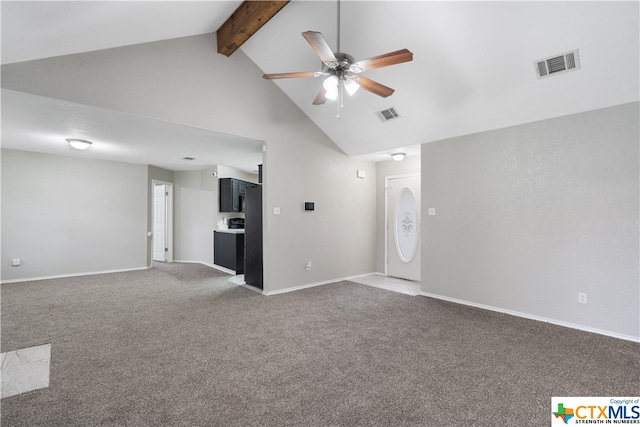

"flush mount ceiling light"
[390, 153, 406, 161]
[66, 139, 93, 150]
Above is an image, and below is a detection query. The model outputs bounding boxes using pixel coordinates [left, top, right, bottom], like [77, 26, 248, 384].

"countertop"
[215, 229, 245, 234]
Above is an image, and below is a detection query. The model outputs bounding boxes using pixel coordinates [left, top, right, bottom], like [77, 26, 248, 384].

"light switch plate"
[273, 207, 281, 215]
[428, 208, 436, 216]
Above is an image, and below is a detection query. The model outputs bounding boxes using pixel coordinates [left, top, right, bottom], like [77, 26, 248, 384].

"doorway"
[385, 174, 421, 281]
[152, 180, 174, 262]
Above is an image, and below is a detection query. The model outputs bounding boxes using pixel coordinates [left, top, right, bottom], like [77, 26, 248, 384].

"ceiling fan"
[262, 3, 413, 117]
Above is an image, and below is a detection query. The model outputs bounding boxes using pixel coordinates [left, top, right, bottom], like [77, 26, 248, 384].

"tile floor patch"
[1, 343, 51, 398]
[349, 274, 421, 296]
[228, 274, 245, 285]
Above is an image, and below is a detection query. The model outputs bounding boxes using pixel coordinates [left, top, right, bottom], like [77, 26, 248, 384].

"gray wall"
[421, 102, 639, 340]
[375, 155, 421, 273]
[217, 165, 259, 182]
[0, 33, 378, 291]
[1, 149, 148, 281]
[173, 167, 218, 265]
[172, 165, 257, 266]
[264, 133, 376, 289]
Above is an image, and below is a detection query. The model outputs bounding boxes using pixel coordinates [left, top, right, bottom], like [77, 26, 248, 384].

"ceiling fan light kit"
[262, 2, 413, 117]
[322, 75, 339, 100]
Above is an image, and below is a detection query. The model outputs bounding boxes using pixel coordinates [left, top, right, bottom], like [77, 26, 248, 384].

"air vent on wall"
[535, 49, 580, 79]
[377, 107, 400, 122]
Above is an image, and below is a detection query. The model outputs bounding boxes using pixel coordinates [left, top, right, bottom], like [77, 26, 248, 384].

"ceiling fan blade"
[352, 49, 414, 72]
[302, 31, 338, 67]
[312, 88, 327, 105]
[356, 76, 395, 98]
[262, 71, 317, 80]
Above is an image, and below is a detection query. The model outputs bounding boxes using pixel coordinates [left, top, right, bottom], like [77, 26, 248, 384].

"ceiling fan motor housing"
[322, 52, 356, 77]
[262, 31, 412, 106]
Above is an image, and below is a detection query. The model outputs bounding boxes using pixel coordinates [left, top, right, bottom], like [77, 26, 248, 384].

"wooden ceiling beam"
[217, 0, 290, 57]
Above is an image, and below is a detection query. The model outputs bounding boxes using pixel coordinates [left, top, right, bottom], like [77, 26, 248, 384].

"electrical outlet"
[578, 292, 587, 304]
[306, 261, 312, 271]
[12, 258, 21, 267]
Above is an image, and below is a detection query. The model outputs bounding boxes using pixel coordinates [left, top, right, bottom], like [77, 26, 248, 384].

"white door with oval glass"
[386, 175, 420, 281]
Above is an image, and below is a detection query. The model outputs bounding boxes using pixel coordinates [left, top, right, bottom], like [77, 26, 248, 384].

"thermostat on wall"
[304, 202, 315, 211]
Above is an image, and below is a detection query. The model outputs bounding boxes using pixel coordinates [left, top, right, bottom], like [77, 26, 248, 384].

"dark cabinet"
[244, 185, 263, 289]
[214, 231, 244, 273]
[219, 178, 256, 213]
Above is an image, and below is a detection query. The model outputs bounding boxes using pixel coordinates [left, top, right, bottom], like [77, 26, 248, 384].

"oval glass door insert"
[394, 187, 419, 263]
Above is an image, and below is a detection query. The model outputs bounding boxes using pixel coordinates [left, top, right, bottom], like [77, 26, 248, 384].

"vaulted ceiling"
[2, 1, 638, 168]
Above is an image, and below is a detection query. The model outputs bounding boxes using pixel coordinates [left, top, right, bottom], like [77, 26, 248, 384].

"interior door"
[387, 175, 421, 281]
[153, 184, 167, 262]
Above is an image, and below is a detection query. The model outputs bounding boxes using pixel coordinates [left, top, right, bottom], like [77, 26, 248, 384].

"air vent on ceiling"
[377, 107, 400, 122]
[535, 49, 580, 79]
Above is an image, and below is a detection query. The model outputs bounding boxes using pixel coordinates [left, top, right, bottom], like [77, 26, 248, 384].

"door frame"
[152, 179, 174, 263]
[384, 173, 420, 277]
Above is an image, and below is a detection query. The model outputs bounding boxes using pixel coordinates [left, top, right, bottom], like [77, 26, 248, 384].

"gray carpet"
[2, 262, 639, 426]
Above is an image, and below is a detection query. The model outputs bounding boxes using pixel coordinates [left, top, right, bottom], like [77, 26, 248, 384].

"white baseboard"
[172, 260, 235, 275]
[419, 291, 640, 343]
[261, 273, 640, 342]
[0, 266, 150, 284]
[240, 284, 264, 294]
[7, 265, 634, 343]
[1, 260, 233, 284]
[262, 272, 378, 296]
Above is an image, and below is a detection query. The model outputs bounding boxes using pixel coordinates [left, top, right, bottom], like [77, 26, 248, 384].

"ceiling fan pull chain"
[336, 83, 341, 118]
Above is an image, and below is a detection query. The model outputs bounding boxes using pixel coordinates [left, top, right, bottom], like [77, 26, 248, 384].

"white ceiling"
[243, 1, 639, 158]
[1, 0, 267, 172]
[1, 1, 242, 64]
[1, 89, 264, 172]
[1, 1, 638, 168]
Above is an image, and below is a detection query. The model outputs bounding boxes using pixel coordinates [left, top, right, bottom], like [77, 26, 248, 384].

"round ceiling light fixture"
[66, 139, 93, 150]
[390, 152, 406, 161]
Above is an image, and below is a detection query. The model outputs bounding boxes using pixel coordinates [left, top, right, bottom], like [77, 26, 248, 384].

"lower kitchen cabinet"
[213, 231, 244, 274]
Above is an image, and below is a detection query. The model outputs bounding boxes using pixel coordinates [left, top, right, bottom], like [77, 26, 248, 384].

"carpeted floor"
[1, 262, 639, 426]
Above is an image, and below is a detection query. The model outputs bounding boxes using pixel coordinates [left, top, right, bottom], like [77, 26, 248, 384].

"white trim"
[263, 272, 378, 296]
[240, 284, 264, 294]
[0, 266, 150, 284]
[419, 291, 640, 343]
[172, 260, 235, 275]
[151, 179, 174, 263]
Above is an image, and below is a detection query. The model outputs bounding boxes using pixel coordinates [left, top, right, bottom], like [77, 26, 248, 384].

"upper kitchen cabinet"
[219, 178, 257, 213]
